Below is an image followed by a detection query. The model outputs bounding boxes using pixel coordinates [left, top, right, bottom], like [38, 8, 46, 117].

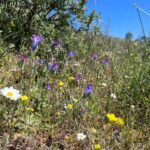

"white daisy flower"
[77, 133, 86, 141]
[0, 86, 21, 101]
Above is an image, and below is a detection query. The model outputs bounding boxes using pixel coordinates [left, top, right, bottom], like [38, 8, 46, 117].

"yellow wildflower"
[67, 104, 73, 110]
[20, 95, 29, 102]
[26, 107, 34, 112]
[94, 144, 101, 149]
[106, 113, 117, 122]
[115, 117, 124, 125]
[56, 112, 61, 116]
[106, 113, 124, 125]
[58, 81, 64, 87]
[68, 76, 75, 81]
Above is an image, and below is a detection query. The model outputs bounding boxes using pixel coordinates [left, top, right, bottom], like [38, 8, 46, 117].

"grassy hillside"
[0, 29, 150, 149]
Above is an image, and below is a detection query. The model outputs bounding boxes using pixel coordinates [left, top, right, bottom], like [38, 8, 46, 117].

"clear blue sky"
[86, 0, 150, 39]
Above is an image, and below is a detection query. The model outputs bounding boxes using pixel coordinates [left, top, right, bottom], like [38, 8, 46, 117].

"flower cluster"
[46, 62, 59, 71]
[0, 87, 35, 114]
[106, 113, 124, 125]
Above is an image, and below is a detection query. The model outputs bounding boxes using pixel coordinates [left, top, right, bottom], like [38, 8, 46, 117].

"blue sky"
[86, 0, 150, 38]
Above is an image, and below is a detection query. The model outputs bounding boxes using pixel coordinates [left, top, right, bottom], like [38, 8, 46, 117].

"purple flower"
[31, 34, 44, 45]
[102, 57, 109, 65]
[39, 59, 44, 64]
[91, 53, 98, 61]
[51, 62, 59, 71]
[45, 82, 55, 90]
[45, 83, 51, 90]
[52, 39, 61, 47]
[75, 74, 81, 81]
[46, 63, 51, 70]
[67, 51, 76, 57]
[31, 34, 44, 50]
[85, 84, 92, 94]
[32, 59, 39, 65]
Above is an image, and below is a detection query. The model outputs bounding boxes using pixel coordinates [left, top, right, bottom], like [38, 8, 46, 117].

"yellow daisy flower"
[115, 117, 124, 125]
[20, 95, 29, 102]
[67, 104, 73, 110]
[106, 113, 117, 122]
[94, 144, 101, 149]
[58, 81, 64, 87]
[68, 76, 75, 81]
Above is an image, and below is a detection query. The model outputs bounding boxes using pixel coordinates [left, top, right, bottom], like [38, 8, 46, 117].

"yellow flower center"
[6, 92, 14, 97]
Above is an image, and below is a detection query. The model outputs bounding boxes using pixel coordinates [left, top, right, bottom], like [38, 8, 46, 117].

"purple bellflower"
[67, 51, 76, 57]
[46, 63, 51, 70]
[31, 34, 44, 50]
[85, 84, 93, 94]
[75, 74, 81, 81]
[51, 62, 59, 71]
[102, 57, 109, 65]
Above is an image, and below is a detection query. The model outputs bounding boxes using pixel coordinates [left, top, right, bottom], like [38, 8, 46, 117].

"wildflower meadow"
[0, 1, 150, 150]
